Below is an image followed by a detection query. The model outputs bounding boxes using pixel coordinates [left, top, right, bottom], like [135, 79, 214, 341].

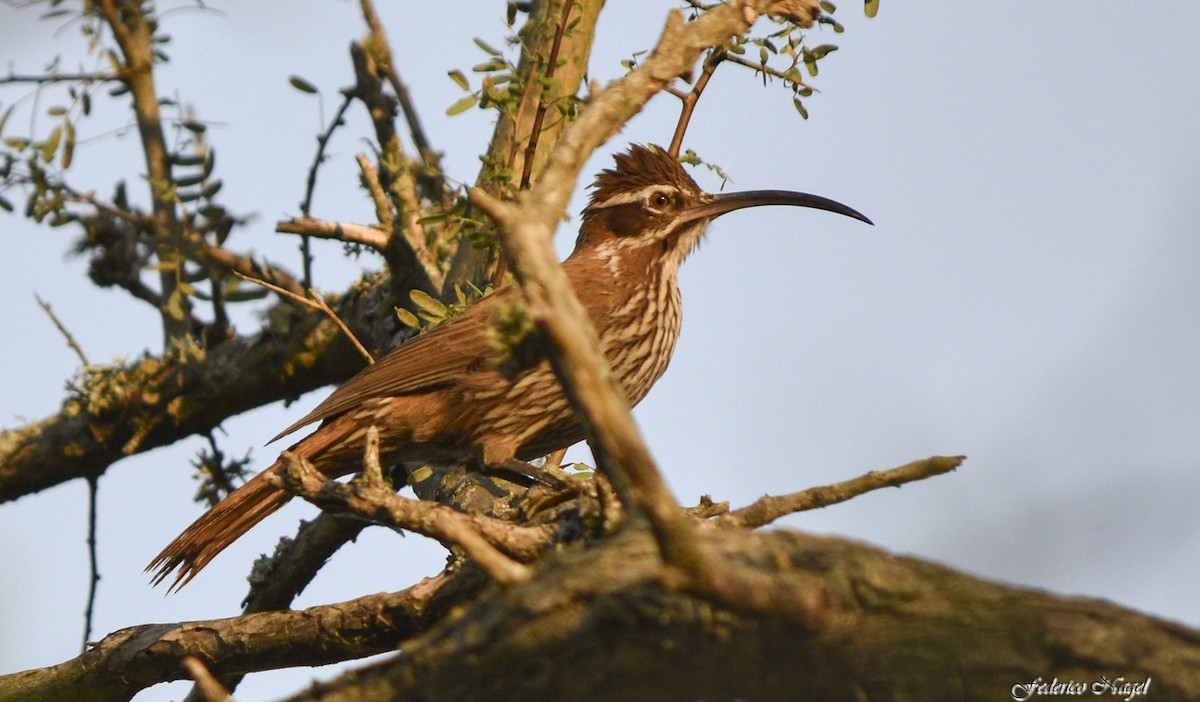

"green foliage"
[678, 149, 732, 190]
[396, 282, 489, 331]
[444, 25, 583, 132]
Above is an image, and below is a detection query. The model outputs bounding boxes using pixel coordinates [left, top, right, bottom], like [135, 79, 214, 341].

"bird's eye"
[650, 192, 671, 209]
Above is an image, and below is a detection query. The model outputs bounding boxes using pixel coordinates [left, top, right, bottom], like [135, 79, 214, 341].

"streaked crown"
[577, 144, 711, 252]
[586, 144, 703, 211]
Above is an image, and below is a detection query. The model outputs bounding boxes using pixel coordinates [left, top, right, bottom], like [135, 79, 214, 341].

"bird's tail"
[146, 463, 290, 591]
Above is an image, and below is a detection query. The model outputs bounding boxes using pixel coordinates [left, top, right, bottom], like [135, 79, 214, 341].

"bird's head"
[576, 144, 871, 268]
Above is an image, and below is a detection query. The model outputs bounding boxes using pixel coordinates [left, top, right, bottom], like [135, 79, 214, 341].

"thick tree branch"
[0, 570, 484, 702]
[0, 289, 385, 502]
[272, 528, 1200, 702]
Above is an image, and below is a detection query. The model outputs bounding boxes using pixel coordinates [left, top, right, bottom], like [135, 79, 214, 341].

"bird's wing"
[269, 287, 515, 444]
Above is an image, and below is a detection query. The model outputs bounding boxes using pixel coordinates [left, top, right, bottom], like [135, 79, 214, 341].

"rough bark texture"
[286, 528, 1200, 702]
[4, 527, 1195, 702]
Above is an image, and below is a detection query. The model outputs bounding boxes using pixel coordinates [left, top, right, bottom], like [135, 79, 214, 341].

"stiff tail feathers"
[146, 465, 291, 592]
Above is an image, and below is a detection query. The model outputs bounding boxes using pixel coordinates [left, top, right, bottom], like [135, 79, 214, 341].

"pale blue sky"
[2, 2, 1198, 699]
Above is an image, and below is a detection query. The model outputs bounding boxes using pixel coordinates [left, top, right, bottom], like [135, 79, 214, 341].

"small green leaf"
[820, 1, 837, 12]
[47, 105, 68, 117]
[445, 94, 478, 116]
[410, 289, 447, 317]
[416, 209, 451, 224]
[0, 196, 13, 212]
[171, 152, 205, 167]
[40, 125, 62, 162]
[865, 0, 879, 17]
[61, 119, 75, 169]
[448, 69, 470, 91]
[182, 120, 207, 134]
[792, 97, 809, 119]
[809, 44, 839, 60]
[472, 59, 508, 73]
[473, 37, 502, 56]
[174, 174, 205, 188]
[396, 307, 420, 329]
[288, 75, 318, 94]
[166, 289, 188, 321]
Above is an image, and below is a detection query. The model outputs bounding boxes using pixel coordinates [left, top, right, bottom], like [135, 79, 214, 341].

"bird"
[147, 143, 872, 590]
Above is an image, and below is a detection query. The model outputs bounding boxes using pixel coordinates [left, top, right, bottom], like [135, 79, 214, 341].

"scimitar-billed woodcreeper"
[148, 144, 872, 590]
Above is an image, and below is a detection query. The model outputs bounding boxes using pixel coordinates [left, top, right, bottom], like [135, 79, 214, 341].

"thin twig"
[191, 240, 306, 298]
[275, 217, 390, 250]
[723, 51, 818, 92]
[181, 657, 233, 702]
[715, 455, 967, 529]
[34, 294, 91, 367]
[358, 0, 443, 181]
[489, 0, 579, 291]
[519, 0, 577, 192]
[668, 47, 725, 158]
[356, 153, 396, 237]
[231, 271, 374, 365]
[298, 90, 356, 288]
[81, 475, 100, 653]
[0, 71, 120, 85]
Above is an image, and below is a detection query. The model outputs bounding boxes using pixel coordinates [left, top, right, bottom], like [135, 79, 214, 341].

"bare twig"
[231, 271, 375, 365]
[297, 90, 356, 288]
[190, 240, 306, 299]
[81, 475, 100, 653]
[715, 455, 967, 529]
[275, 427, 546, 584]
[356, 153, 395, 237]
[34, 294, 91, 367]
[275, 217, 390, 251]
[358, 0, 443, 183]
[668, 47, 725, 158]
[0, 71, 120, 85]
[182, 657, 233, 702]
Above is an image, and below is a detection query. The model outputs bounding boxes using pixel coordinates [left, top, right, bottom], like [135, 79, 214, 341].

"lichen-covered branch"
[0, 572, 480, 702]
[0, 290, 382, 503]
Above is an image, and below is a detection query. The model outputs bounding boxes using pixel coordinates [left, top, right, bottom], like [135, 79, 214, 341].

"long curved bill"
[682, 189, 873, 226]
